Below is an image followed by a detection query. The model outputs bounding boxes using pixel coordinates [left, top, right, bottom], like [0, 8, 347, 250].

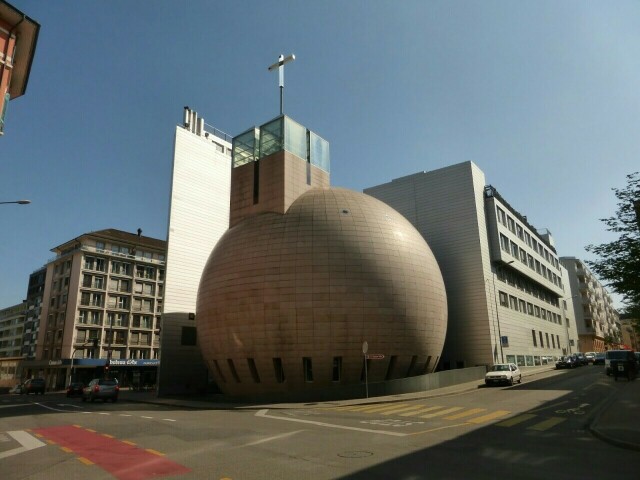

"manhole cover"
[338, 451, 374, 458]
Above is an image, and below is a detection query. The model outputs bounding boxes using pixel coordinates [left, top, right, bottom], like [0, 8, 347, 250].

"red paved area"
[34, 425, 190, 480]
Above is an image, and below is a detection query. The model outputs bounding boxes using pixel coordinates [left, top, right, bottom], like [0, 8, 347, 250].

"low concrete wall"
[206, 366, 487, 404]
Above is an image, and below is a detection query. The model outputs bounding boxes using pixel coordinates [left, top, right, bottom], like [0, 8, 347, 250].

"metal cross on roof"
[268, 54, 295, 115]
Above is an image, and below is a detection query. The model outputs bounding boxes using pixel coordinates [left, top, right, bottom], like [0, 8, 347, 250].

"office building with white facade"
[158, 107, 232, 395]
[560, 257, 620, 352]
[365, 161, 579, 369]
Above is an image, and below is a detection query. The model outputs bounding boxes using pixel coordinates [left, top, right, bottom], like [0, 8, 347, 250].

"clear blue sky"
[2, 1, 638, 309]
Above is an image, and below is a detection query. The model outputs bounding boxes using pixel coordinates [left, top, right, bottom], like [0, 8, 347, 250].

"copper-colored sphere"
[197, 188, 447, 395]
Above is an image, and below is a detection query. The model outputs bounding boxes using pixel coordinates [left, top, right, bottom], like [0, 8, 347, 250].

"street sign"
[366, 354, 385, 360]
[362, 341, 368, 354]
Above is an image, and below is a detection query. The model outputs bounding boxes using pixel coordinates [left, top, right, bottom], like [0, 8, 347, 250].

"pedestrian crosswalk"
[319, 402, 567, 431]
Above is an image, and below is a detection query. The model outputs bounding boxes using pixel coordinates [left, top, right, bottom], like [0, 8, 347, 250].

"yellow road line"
[399, 406, 444, 417]
[72, 424, 82, 428]
[444, 408, 487, 420]
[78, 457, 94, 465]
[102, 434, 114, 438]
[527, 417, 565, 431]
[496, 413, 537, 427]
[420, 407, 464, 418]
[352, 403, 413, 413]
[60, 446, 73, 453]
[122, 440, 137, 446]
[46, 439, 57, 445]
[379, 405, 430, 416]
[146, 448, 165, 456]
[465, 410, 511, 424]
[34, 433, 43, 438]
[85, 429, 96, 433]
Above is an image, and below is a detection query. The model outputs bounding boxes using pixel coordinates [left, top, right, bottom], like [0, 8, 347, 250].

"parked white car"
[485, 363, 522, 386]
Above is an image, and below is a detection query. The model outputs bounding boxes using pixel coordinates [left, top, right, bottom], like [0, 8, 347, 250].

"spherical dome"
[197, 187, 447, 395]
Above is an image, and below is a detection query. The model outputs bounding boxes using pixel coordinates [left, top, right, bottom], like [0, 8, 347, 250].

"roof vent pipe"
[197, 117, 204, 136]
[183, 107, 190, 128]
[191, 110, 198, 134]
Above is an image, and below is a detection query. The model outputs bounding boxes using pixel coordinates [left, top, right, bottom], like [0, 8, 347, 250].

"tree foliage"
[585, 172, 640, 313]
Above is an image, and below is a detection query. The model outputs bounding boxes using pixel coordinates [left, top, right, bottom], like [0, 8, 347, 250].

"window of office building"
[500, 234, 509, 253]
[273, 358, 285, 383]
[499, 291, 508, 307]
[532, 330, 537, 347]
[509, 295, 518, 311]
[507, 216, 515, 233]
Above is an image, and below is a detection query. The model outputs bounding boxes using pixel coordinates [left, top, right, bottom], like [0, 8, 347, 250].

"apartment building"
[560, 257, 620, 352]
[28, 229, 166, 390]
[21, 266, 45, 360]
[0, 0, 39, 135]
[158, 107, 232, 395]
[0, 301, 25, 357]
[365, 161, 579, 369]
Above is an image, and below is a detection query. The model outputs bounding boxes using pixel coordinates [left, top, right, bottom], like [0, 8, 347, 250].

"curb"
[586, 385, 640, 452]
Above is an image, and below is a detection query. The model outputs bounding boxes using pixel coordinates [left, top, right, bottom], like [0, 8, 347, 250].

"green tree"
[586, 172, 640, 317]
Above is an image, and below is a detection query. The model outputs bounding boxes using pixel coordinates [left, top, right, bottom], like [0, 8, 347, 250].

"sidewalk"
[119, 365, 640, 451]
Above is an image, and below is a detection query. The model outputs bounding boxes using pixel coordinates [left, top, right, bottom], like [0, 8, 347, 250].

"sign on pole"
[366, 354, 385, 360]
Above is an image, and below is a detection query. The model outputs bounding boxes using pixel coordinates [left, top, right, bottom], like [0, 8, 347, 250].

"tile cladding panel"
[159, 127, 231, 394]
[365, 162, 495, 366]
[197, 188, 447, 395]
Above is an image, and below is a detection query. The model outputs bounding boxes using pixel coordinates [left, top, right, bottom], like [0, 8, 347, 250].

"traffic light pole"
[69, 338, 98, 386]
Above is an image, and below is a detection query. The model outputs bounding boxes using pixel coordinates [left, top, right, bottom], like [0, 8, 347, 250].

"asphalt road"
[1, 366, 638, 479]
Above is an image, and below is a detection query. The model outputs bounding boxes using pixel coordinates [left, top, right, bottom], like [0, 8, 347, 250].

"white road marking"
[98, 412, 110, 415]
[57, 404, 82, 408]
[0, 431, 46, 459]
[33, 403, 74, 413]
[119, 414, 133, 417]
[242, 430, 304, 446]
[162, 419, 176, 422]
[141, 416, 154, 419]
[0, 404, 31, 409]
[255, 409, 407, 437]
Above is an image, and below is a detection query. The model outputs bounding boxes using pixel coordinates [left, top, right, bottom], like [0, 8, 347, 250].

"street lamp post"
[69, 338, 98, 386]
[0, 199, 30, 205]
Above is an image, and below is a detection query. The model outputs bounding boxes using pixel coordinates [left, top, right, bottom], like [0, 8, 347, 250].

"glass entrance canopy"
[232, 115, 330, 173]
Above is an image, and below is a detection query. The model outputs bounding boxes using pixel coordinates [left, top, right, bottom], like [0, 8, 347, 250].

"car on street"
[485, 363, 522, 386]
[585, 352, 596, 364]
[593, 352, 606, 365]
[22, 378, 45, 395]
[66, 382, 85, 397]
[574, 352, 588, 366]
[82, 378, 119, 402]
[555, 355, 578, 369]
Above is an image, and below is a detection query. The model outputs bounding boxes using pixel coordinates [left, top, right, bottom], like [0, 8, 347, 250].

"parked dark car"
[593, 352, 606, 365]
[82, 378, 119, 402]
[66, 382, 85, 397]
[22, 378, 45, 395]
[555, 356, 577, 369]
[574, 352, 588, 366]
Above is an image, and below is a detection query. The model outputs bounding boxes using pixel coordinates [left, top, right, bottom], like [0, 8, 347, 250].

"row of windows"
[95, 241, 165, 262]
[75, 329, 157, 346]
[77, 311, 159, 329]
[496, 206, 560, 271]
[79, 292, 162, 312]
[498, 291, 563, 324]
[82, 274, 163, 296]
[496, 266, 560, 308]
[499, 234, 563, 288]
[84, 256, 164, 280]
[531, 329, 562, 349]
